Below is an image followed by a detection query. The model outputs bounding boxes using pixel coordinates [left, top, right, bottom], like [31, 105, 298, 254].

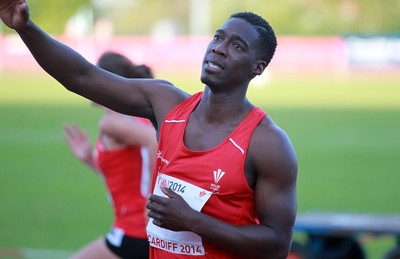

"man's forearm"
[16, 20, 93, 91]
[189, 212, 290, 259]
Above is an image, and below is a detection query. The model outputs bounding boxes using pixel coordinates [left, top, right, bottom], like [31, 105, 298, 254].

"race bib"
[147, 173, 212, 255]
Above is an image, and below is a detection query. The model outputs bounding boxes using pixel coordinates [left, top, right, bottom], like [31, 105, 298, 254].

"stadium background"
[1, 1, 399, 258]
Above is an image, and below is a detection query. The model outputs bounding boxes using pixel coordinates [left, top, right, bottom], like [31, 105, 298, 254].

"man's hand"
[147, 186, 197, 232]
[0, 0, 29, 30]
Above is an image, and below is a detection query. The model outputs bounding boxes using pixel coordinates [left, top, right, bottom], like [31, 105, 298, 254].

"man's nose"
[212, 42, 227, 56]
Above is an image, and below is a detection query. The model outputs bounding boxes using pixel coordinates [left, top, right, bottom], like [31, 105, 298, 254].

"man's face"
[201, 17, 261, 90]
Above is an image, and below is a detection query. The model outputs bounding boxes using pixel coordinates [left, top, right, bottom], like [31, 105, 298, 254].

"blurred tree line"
[2, 0, 399, 35]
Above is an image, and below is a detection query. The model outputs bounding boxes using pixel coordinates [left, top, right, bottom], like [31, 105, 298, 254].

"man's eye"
[234, 43, 242, 49]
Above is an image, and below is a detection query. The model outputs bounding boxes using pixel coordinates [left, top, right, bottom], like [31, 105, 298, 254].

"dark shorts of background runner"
[105, 235, 149, 259]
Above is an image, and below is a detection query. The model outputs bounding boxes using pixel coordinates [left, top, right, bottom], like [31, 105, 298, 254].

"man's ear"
[251, 60, 267, 78]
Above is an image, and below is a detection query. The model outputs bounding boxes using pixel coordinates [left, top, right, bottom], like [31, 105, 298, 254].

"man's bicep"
[255, 172, 297, 229]
[87, 68, 186, 120]
[253, 129, 298, 235]
[78, 67, 155, 115]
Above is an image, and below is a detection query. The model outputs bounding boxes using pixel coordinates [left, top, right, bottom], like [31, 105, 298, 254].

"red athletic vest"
[95, 117, 152, 239]
[149, 92, 266, 258]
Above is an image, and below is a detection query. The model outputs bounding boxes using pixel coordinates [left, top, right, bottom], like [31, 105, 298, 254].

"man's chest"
[183, 117, 237, 151]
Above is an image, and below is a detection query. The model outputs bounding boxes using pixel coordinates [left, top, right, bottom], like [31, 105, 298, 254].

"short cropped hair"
[230, 12, 277, 66]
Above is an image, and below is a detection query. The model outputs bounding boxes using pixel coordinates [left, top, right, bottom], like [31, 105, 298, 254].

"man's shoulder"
[251, 115, 296, 161]
[249, 115, 298, 180]
[254, 115, 286, 139]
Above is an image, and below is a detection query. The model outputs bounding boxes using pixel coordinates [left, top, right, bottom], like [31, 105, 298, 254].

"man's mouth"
[207, 61, 223, 71]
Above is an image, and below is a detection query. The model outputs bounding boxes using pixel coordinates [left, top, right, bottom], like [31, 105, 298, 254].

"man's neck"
[197, 88, 253, 124]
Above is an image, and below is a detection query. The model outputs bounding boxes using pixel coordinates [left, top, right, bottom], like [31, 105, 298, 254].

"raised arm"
[0, 0, 188, 125]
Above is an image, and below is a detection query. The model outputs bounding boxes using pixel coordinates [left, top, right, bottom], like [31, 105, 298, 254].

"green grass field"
[1, 70, 399, 258]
